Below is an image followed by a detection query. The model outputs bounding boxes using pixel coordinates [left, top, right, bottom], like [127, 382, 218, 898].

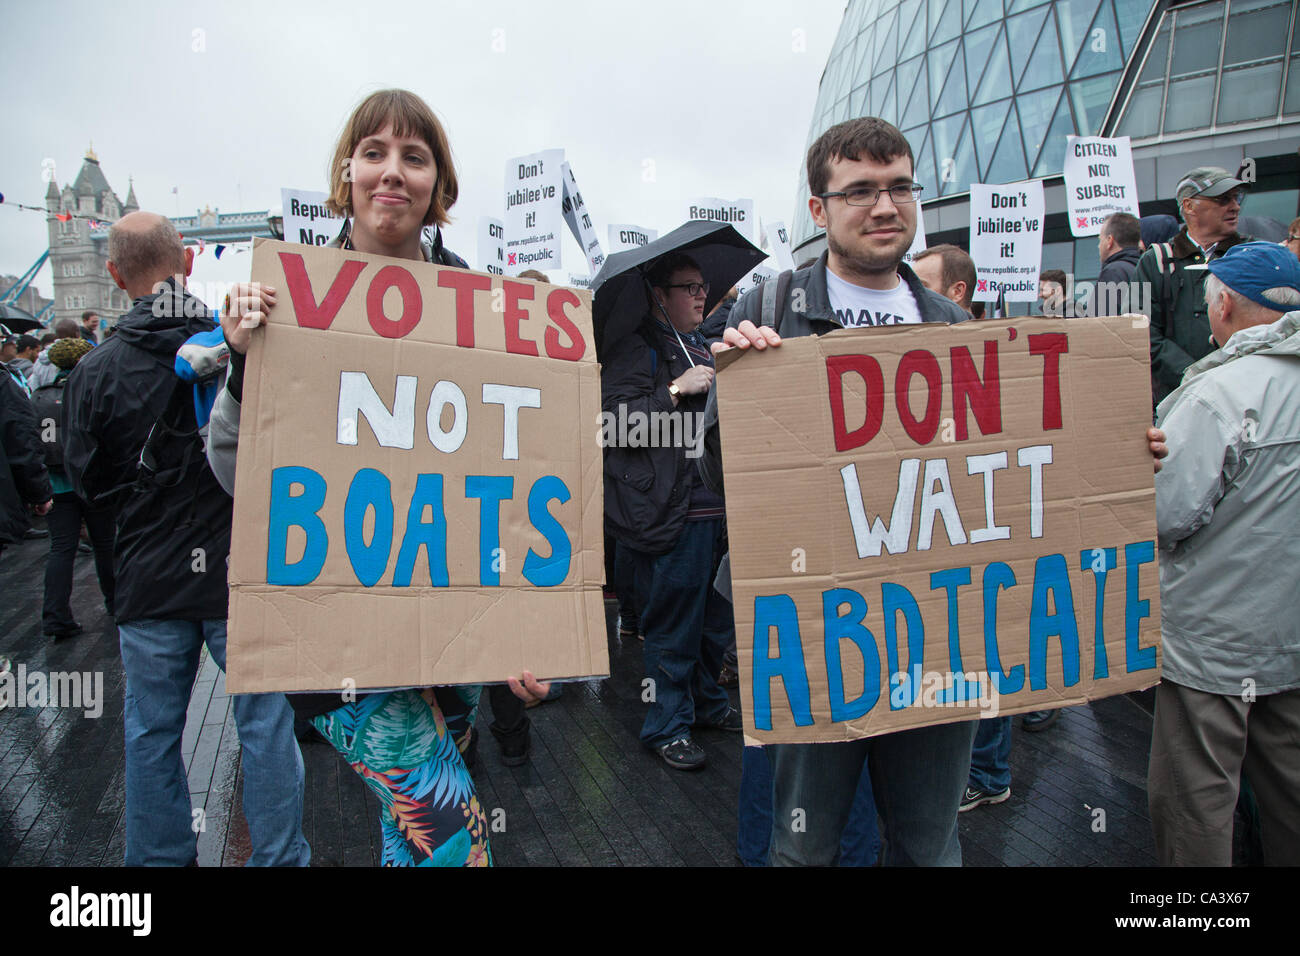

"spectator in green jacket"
[1136, 166, 1251, 409]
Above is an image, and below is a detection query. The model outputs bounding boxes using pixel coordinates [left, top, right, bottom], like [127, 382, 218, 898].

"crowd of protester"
[2, 92, 1299, 867]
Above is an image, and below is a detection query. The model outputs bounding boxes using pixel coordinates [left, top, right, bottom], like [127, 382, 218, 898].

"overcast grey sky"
[2, 0, 845, 298]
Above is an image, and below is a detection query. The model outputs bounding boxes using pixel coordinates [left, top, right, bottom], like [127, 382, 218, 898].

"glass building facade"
[794, 0, 1300, 287]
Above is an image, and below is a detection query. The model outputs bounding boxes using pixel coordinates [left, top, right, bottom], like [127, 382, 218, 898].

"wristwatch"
[668, 382, 681, 400]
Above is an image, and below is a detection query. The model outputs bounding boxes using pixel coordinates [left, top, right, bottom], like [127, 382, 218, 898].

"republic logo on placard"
[281, 188, 342, 247]
[686, 197, 754, 241]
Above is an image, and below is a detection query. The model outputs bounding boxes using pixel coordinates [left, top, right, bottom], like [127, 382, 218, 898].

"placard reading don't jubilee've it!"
[714, 318, 1162, 745]
[225, 238, 607, 695]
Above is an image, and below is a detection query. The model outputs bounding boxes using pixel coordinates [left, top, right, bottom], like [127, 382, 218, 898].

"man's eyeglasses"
[667, 282, 710, 297]
[818, 183, 923, 206]
[1196, 188, 1246, 207]
[1287, 234, 1300, 244]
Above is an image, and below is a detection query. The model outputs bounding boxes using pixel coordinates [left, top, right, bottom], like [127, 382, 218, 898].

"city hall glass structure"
[793, 0, 1300, 289]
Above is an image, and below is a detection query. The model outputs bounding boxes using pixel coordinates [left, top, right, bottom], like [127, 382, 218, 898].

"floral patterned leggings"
[313, 687, 491, 866]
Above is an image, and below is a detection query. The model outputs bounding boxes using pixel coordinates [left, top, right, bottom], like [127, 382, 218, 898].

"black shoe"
[1021, 709, 1059, 732]
[23, 527, 49, 540]
[617, 615, 643, 641]
[657, 736, 706, 771]
[499, 731, 531, 767]
[959, 785, 1011, 812]
[718, 665, 739, 689]
[45, 622, 84, 641]
[695, 705, 743, 733]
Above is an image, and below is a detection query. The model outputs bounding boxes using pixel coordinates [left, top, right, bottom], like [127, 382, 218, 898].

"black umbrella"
[590, 220, 765, 358]
[0, 304, 43, 333]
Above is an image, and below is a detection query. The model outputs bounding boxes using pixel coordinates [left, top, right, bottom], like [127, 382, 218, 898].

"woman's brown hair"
[326, 89, 458, 228]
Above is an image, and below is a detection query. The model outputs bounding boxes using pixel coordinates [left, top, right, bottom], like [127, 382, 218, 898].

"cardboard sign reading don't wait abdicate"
[225, 239, 607, 695]
[714, 317, 1162, 745]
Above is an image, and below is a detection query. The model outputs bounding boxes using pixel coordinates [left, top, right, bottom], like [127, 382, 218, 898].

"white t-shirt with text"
[826, 268, 922, 327]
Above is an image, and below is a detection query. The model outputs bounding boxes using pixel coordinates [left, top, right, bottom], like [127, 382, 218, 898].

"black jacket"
[1097, 245, 1141, 285]
[63, 279, 233, 622]
[700, 253, 970, 495]
[698, 298, 735, 345]
[602, 317, 710, 554]
[0, 371, 52, 544]
[1135, 227, 1251, 406]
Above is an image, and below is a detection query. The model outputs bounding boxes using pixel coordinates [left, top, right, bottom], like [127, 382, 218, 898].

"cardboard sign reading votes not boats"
[714, 318, 1162, 744]
[225, 239, 607, 695]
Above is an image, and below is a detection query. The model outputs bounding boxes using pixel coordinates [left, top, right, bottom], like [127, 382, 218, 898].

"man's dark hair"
[912, 244, 976, 309]
[81, 310, 99, 323]
[53, 318, 80, 338]
[1101, 212, 1141, 249]
[39, 333, 56, 346]
[16, 334, 39, 353]
[645, 252, 702, 290]
[807, 117, 914, 197]
[1041, 269, 1068, 288]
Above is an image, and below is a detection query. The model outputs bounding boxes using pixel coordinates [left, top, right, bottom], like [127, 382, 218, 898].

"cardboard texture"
[714, 317, 1162, 744]
[226, 239, 607, 694]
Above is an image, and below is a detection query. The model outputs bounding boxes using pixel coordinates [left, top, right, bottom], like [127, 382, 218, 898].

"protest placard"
[607, 224, 658, 255]
[505, 149, 564, 275]
[764, 220, 796, 272]
[685, 197, 755, 242]
[969, 181, 1045, 302]
[735, 262, 778, 296]
[713, 317, 1160, 743]
[479, 217, 505, 275]
[560, 161, 605, 277]
[225, 239, 607, 694]
[280, 188, 342, 247]
[1064, 136, 1140, 237]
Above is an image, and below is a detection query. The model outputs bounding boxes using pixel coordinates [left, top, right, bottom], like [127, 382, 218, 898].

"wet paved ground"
[1, 525, 1157, 866]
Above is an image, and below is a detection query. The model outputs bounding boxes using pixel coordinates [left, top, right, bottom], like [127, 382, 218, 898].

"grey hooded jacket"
[1154, 309, 1300, 695]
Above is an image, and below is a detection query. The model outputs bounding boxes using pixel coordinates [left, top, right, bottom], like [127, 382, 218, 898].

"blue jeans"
[622, 519, 733, 748]
[119, 619, 309, 866]
[968, 716, 1013, 792]
[769, 719, 978, 866]
[738, 745, 881, 866]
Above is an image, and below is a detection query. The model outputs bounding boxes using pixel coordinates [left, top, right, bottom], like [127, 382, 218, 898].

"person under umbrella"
[601, 250, 744, 770]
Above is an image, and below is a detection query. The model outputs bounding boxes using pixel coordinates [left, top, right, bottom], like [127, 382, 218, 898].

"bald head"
[108, 211, 190, 298]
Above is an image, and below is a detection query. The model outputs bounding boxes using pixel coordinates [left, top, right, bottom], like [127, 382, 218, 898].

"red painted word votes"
[827, 333, 1069, 450]
[277, 252, 588, 361]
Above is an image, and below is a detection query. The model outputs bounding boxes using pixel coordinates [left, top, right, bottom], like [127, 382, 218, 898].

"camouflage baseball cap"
[1175, 166, 1246, 202]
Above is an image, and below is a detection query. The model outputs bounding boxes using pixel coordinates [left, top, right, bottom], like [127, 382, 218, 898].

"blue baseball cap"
[1206, 241, 1300, 312]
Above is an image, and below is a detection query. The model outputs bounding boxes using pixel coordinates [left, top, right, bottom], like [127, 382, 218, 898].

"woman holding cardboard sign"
[210, 89, 549, 867]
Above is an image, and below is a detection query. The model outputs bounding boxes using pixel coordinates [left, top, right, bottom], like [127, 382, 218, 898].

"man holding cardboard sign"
[703, 117, 1166, 866]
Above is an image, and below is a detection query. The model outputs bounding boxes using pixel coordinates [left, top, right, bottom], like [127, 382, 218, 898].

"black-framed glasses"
[1287, 234, 1300, 243]
[667, 282, 710, 297]
[819, 183, 923, 206]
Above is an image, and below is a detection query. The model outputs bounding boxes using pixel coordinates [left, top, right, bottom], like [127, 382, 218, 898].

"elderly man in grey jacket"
[1149, 241, 1300, 866]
